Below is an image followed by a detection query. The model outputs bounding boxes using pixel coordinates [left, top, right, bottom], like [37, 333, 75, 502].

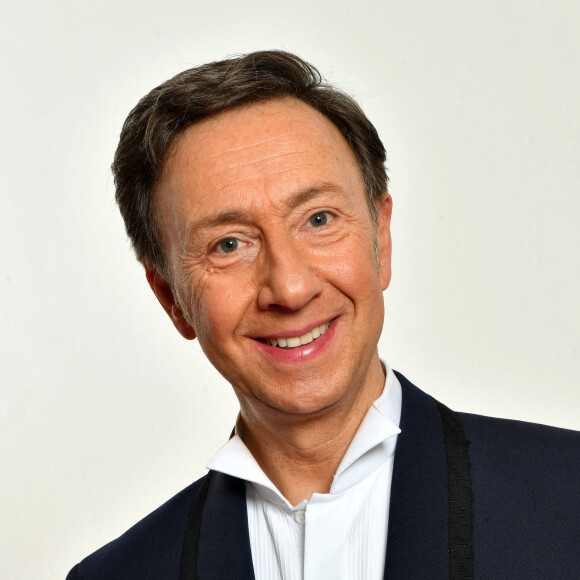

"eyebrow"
[190, 182, 343, 231]
[286, 182, 343, 209]
[197, 208, 250, 228]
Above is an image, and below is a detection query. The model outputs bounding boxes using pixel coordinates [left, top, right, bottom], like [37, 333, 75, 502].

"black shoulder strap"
[180, 470, 213, 580]
[436, 401, 474, 579]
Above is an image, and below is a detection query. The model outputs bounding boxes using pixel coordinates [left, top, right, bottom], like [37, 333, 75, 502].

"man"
[67, 51, 579, 579]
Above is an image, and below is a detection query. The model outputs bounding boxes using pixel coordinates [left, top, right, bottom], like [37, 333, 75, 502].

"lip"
[251, 317, 339, 363]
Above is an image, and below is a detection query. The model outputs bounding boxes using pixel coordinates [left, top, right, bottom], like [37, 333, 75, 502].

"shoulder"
[458, 411, 579, 509]
[397, 369, 580, 576]
[458, 411, 579, 505]
[458, 412, 580, 576]
[395, 368, 579, 467]
[459, 410, 579, 472]
[67, 476, 206, 580]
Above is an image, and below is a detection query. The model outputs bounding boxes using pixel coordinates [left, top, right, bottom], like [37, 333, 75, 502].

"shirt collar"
[207, 362, 402, 507]
[331, 363, 401, 492]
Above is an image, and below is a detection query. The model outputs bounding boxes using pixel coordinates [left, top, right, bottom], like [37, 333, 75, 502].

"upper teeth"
[267, 322, 331, 348]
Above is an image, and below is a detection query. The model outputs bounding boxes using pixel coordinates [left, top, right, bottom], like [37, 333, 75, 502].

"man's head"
[113, 50, 388, 282]
[113, 50, 392, 420]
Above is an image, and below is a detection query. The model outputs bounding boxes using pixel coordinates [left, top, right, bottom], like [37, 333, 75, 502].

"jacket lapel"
[196, 471, 255, 580]
[384, 372, 450, 578]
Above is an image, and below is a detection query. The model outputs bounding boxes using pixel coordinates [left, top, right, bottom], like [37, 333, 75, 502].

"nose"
[257, 234, 323, 312]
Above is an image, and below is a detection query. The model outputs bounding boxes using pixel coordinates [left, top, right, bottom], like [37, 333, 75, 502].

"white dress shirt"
[207, 365, 402, 580]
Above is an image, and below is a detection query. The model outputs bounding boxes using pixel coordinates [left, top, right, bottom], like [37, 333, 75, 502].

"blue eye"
[219, 238, 239, 253]
[309, 212, 328, 227]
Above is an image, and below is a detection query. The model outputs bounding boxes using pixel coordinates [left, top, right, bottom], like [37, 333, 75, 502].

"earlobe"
[376, 194, 393, 291]
[145, 266, 197, 340]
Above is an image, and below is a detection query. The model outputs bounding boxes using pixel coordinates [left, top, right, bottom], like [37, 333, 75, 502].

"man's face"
[151, 97, 392, 418]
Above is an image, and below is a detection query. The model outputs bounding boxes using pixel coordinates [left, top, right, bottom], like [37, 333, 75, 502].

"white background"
[1, 1, 579, 578]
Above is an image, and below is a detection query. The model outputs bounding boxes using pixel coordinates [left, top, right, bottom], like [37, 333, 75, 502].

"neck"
[238, 357, 386, 506]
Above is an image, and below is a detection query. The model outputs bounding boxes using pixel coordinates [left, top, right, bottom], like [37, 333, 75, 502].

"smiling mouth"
[259, 321, 332, 349]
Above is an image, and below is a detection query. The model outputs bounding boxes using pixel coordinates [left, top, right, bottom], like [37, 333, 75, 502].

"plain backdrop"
[1, 1, 579, 578]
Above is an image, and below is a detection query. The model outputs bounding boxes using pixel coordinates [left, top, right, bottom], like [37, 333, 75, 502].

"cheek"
[317, 233, 381, 298]
[191, 273, 255, 346]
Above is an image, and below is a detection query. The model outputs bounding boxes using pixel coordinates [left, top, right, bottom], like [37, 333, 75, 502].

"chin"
[260, 382, 346, 416]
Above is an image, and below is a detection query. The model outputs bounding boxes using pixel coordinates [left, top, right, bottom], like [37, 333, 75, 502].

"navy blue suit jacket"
[67, 372, 580, 579]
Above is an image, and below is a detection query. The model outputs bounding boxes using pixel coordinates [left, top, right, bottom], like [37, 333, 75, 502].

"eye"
[308, 212, 329, 227]
[218, 238, 239, 253]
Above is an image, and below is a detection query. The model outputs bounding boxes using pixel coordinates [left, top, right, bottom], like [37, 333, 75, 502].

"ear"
[145, 266, 197, 340]
[376, 193, 393, 291]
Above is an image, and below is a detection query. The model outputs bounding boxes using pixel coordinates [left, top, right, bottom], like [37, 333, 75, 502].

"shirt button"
[294, 509, 306, 524]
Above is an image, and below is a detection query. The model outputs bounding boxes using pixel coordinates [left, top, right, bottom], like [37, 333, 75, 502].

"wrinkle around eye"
[301, 209, 341, 235]
[207, 238, 259, 270]
[306, 210, 333, 228]
[212, 237, 248, 255]
[181, 246, 209, 268]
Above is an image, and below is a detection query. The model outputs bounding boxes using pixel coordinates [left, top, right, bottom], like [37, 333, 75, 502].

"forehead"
[154, 97, 365, 234]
